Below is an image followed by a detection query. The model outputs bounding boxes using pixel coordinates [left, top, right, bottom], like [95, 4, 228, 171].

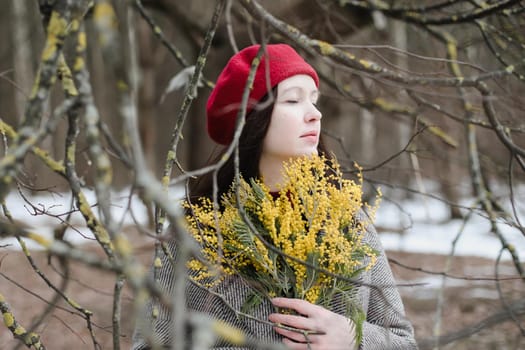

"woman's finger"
[268, 312, 317, 332]
[281, 337, 312, 350]
[273, 324, 322, 343]
[270, 297, 357, 349]
[271, 297, 323, 317]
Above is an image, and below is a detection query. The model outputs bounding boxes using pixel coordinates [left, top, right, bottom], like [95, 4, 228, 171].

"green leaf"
[241, 291, 264, 314]
[249, 178, 269, 202]
[303, 251, 320, 294]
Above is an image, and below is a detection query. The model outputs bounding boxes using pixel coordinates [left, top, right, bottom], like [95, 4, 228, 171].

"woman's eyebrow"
[280, 86, 319, 95]
[279, 86, 300, 95]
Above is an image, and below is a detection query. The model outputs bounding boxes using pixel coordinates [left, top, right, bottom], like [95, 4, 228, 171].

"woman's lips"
[300, 131, 319, 142]
[301, 131, 318, 138]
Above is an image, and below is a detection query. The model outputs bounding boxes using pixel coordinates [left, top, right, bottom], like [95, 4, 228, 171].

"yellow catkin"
[41, 11, 68, 61]
[74, 57, 85, 71]
[27, 233, 51, 248]
[116, 80, 129, 92]
[114, 234, 133, 257]
[317, 40, 335, 55]
[3, 312, 15, 327]
[359, 59, 373, 69]
[77, 31, 87, 51]
[14, 325, 26, 335]
[93, 2, 117, 28]
[32, 148, 65, 173]
[212, 321, 245, 345]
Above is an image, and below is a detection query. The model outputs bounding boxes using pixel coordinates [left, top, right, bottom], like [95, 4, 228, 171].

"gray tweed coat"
[132, 221, 418, 350]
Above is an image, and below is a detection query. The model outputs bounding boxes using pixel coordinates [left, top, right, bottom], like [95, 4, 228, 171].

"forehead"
[277, 74, 318, 93]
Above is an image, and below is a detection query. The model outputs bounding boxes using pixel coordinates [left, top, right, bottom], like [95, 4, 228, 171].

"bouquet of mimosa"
[184, 155, 380, 342]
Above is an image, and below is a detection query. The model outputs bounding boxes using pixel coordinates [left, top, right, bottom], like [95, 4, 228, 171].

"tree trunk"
[12, 0, 33, 120]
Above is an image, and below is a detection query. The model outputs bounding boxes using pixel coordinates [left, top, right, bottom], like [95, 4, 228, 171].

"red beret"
[206, 44, 319, 145]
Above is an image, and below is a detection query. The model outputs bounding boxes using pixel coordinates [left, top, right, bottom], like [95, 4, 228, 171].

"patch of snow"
[374, 183, 525, 261]
[0, 188, 151, 250]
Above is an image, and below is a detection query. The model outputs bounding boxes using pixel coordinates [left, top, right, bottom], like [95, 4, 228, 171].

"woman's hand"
[268, 297, 357, 350]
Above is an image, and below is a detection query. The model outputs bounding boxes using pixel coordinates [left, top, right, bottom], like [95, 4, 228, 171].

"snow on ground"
[375, 187, 525, 261]
[0, 188, 151, 250]
[1, 183, 524, 262]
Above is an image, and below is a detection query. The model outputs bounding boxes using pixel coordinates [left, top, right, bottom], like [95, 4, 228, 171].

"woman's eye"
[286, 100, 299, 104]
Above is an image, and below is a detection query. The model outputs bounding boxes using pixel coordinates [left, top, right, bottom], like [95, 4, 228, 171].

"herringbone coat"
[132, 218, 418, 349]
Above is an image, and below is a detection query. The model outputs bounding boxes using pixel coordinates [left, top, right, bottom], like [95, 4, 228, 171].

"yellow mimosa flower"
[184, 155, 380, 328]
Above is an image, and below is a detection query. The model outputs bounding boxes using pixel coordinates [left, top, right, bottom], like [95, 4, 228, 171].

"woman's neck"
[258, 155, 286, 192]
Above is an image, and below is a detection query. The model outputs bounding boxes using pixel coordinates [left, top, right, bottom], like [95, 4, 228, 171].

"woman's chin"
[279, 147, 319, 161]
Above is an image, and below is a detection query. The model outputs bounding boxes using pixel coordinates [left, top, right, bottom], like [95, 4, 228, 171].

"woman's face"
[261, 74, 321, 163]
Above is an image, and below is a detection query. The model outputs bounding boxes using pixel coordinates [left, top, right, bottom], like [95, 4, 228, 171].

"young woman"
[133, 44, 418, 349]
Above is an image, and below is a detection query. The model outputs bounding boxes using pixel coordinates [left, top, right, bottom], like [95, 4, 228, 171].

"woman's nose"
[306, 103, 322, 122]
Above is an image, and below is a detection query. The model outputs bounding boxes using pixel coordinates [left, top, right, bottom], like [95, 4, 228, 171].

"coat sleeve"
[360, 223, 418, 349]
[131, 241, 177, 350]
[130, 240, 281, 350]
